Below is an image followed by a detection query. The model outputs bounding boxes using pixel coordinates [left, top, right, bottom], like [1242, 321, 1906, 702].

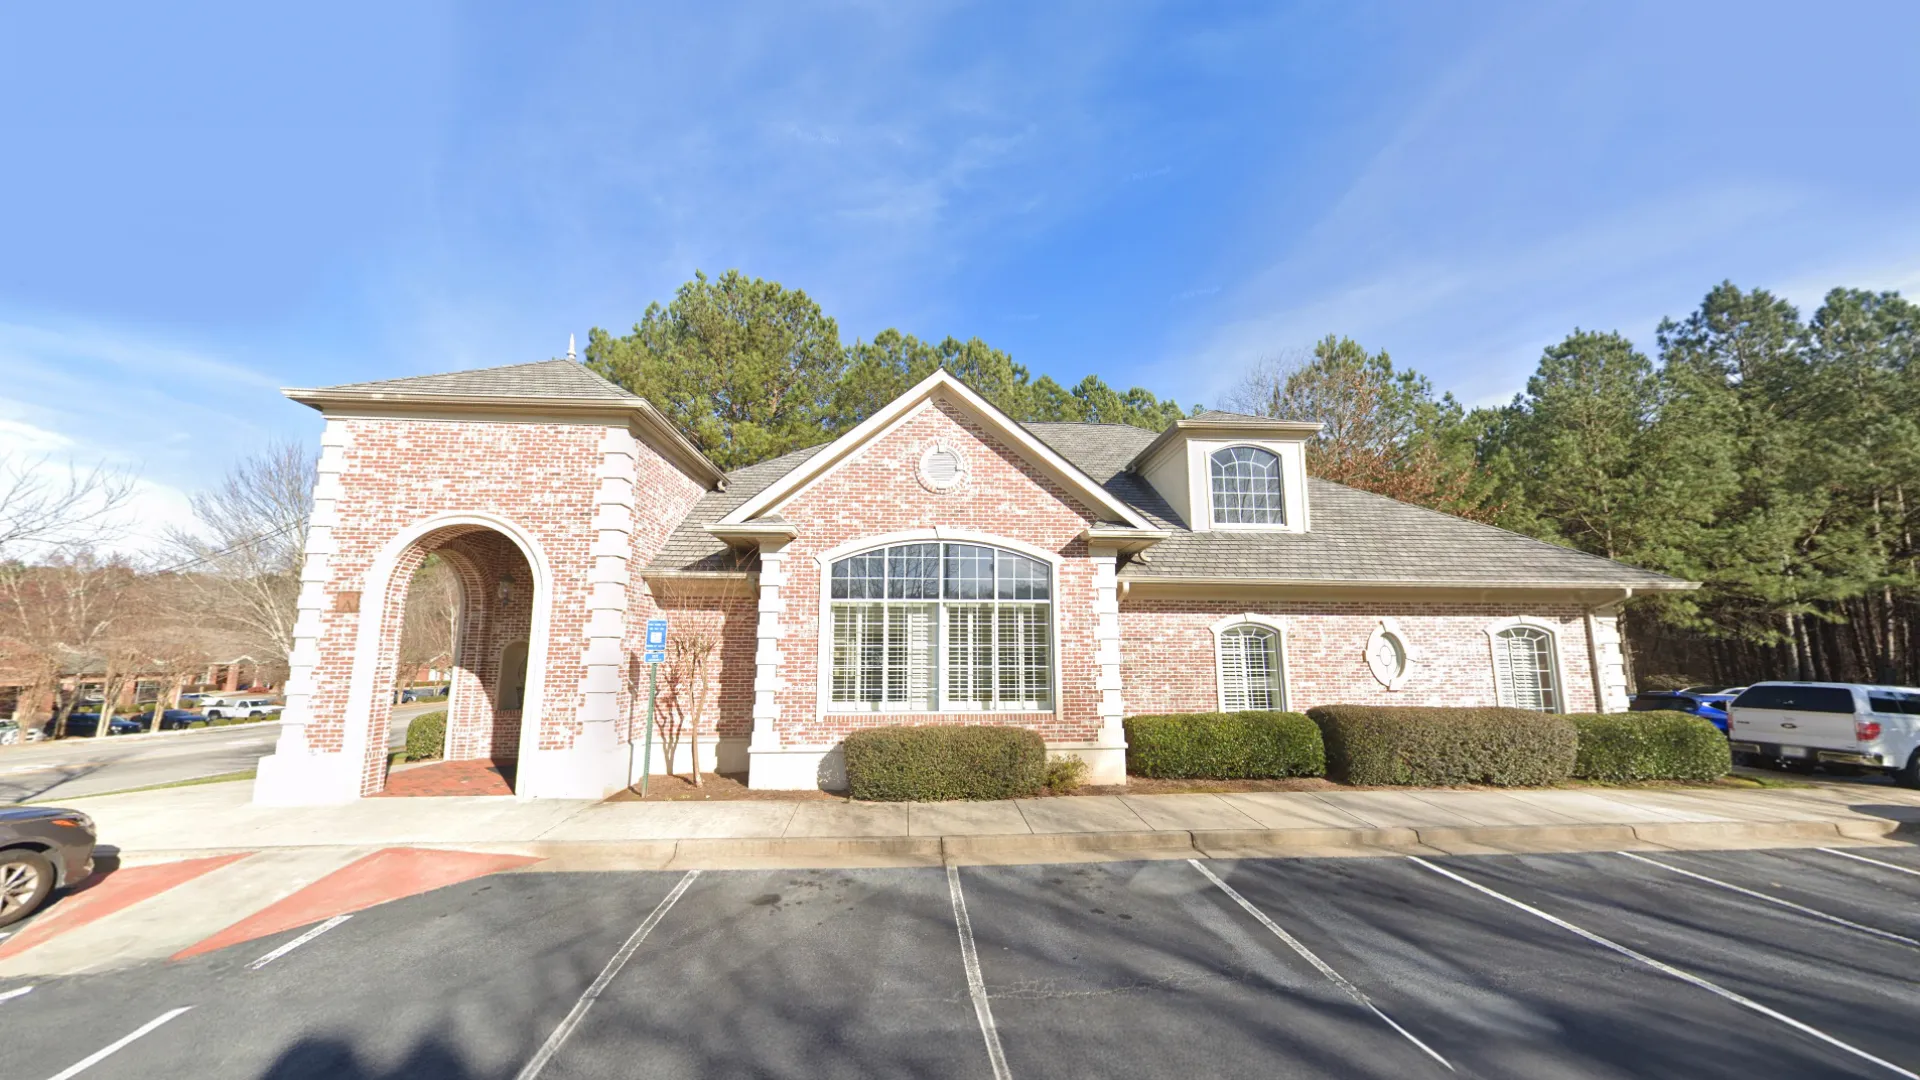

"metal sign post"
[640, 618, 668, 796]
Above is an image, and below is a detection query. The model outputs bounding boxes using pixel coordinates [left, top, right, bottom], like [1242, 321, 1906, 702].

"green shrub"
[1570, 712, 1730, 782]
[1125, 712, 1325, 779]
[406, 710, 448, 762]
[1307, 705, 1578, 786]
[1638, 673, 1706, 692]
[1044, 755, 1089, 794]
[843, 725, 1046, 801]
[187, 719, 208, 729]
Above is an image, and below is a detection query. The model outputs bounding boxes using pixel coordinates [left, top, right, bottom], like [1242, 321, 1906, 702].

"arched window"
[1210, 446, 1284, 525]
[1491, 625, 1559, 712]
[1217, 623, 1285, 711]
[829, 542, 1051, 711]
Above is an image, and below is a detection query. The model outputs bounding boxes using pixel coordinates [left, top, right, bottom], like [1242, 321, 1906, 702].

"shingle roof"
[647, 418, 1686, 590]
[1188, 409, 1275, 423]
[650, 445, 829, 572]
[317, 359, 636, 401]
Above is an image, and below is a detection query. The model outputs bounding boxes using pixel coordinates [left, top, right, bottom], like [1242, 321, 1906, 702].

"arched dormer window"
[828, 541, 1052, 712]
[1210, 446, 1284, 525]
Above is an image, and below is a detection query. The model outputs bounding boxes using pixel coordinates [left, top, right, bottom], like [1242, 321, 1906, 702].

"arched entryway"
[350, 517, 551, 795]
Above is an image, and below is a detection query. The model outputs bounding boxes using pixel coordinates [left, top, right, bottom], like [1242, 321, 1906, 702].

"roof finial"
[567, 333, 577, 362]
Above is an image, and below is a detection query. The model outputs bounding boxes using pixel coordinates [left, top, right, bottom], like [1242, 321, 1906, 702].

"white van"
[1726, 682, 1920, 786]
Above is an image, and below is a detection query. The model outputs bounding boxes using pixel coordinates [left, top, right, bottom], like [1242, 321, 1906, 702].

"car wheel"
[1896, 750, 1920, 790]
[0, 850, 55, 928]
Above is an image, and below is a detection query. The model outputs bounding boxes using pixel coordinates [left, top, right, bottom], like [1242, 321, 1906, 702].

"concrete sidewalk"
[61, 779, 1920, 868]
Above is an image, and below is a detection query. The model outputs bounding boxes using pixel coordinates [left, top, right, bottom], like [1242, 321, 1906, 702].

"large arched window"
[1210, 446, 1284, 525]
[1491, 624, 1560, 712]
[1216, 620, 1286, 711]
[829, 542, 1052, 711]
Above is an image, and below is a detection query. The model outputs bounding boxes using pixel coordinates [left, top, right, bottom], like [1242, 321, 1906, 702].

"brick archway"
[344, 515, 555, 796]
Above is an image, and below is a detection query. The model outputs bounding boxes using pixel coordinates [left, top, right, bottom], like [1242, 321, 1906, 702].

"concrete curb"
[100, 817, 1916, 871]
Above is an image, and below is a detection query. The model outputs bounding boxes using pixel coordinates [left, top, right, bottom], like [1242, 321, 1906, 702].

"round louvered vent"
[917, 441, 970, 493]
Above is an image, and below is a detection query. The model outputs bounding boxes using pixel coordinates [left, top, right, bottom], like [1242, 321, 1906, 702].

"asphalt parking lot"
[4, 844, 1919, 1080]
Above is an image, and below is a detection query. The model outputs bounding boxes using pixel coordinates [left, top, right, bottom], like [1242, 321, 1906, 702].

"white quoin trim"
[1208, 613, 1291, 713]
[580, 428, 638, 736]
[746, 539, 792, 788]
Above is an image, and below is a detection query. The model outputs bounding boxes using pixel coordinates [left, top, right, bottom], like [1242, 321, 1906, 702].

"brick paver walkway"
[377, 758, 515, 797]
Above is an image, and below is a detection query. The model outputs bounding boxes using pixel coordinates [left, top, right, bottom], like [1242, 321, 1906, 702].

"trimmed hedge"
[843, 725, 1046, 801]
[1307, 705, 1578, 786]
[406, 710, 448, 762]
[1570, 712, 1730, 782]
[1125, 712, 1325, 779]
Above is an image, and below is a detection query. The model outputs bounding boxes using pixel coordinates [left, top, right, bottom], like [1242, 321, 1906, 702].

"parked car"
[1630, 685, 1741, 733]
[0, 806, 97, 927]
[43, 713, 142, 738]
[1727, 682, 1920, 785]
[203, 698, 283, 721]
[0, 719, 20, 745]
[131, 708, 204, 731]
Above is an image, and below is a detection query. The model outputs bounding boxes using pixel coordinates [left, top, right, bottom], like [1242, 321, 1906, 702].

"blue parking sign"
[645, 617, 668, 664]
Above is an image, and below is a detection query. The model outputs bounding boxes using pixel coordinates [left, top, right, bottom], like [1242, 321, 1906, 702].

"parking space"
[6, 845, 1920, 1079]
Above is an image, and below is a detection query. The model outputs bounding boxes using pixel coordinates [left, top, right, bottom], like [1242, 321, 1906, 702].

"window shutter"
[1219, 630, 1249, 711]
[904, 604, 935, 710]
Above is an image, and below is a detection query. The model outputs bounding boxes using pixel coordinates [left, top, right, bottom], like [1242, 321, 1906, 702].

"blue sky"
[5, 2, 1919, 544]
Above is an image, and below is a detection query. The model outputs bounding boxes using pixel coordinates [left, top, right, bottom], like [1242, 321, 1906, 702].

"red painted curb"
[173, 847, 540, 960]
[0, 852, 252, 961]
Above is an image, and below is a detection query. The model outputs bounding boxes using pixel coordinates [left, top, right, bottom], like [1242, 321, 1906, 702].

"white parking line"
[946, 865, 1013, 1080]
[45, 1007, 192, 1080]
[1189, 859, 1454, 1072]
[513, 869, 700, 1080]
[0, 984, 32, 1004]
[1408, 856, 1920, 1080]
[1618, 851, 1920, 948]
[247, 914, 352, 970]
[1820, 847, 1920, 878]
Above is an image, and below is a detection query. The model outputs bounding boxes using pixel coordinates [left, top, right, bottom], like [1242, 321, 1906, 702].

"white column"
[254, 420, 360, 804]
[1586, 611, 1631, 713]
[580, 428, 637, 732]
[747, 541, 796, 787]
[1086, 552, 1128, 784]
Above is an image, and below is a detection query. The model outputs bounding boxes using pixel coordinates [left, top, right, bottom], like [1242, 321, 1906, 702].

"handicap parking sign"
[644, 618, 668, 664]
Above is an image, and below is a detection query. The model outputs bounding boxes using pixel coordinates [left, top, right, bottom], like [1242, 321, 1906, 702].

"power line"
[152, 523, 302, 575]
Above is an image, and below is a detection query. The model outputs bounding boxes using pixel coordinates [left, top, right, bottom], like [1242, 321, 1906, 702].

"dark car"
[131, 708, 203, 731]
[1631, 686, 1740, 733]
[1, 806, 97, 927]
[42, 713, 142, 738]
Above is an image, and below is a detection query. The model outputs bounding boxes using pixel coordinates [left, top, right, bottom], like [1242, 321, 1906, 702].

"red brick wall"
[301, 416, 705, 794]
[1119, 599, 1600, 715]
[773, 399, 1106, 745]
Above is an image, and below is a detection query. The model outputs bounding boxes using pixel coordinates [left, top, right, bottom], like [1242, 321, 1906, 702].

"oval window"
[1365, 622, 1413, 690]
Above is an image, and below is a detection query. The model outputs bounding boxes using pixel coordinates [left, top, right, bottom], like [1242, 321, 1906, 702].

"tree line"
[1228, 283, 1919, 688]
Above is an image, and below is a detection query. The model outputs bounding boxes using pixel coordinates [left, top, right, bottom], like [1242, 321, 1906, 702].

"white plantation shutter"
[902, 604, 935, 710]
[1493, 627, 1558, 712]
[1219, 626, 1281, 712]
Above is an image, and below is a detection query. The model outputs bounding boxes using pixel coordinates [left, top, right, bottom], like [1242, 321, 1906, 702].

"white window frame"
[1483, 616, 1569, 713]
[1210, 613, 1290, 712]
[1364, 617, 1420, 692]
[814, 529, 1064, 716]
[1185, 439, 1310, 534]
[1208, 445, 1287, 527]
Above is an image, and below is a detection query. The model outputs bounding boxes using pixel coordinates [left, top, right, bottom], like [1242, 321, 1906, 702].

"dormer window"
[1210, 446, 1285, 526]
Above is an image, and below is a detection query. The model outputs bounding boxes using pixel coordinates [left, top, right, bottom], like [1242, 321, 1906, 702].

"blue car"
[43, 712, 143, 738]
[132, 708, 204, 730]
[1630, 685, 1744, 734]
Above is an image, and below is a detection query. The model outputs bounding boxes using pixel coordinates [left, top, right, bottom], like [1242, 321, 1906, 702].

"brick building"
[253, 360, 1690, 804]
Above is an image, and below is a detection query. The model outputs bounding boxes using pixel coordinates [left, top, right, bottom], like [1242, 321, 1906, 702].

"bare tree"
[166, 440, 315, 684]
[639, 575, 749, 787]
[0, 456, 134, 561]
[0, 552, 142, 737]
[396, 556, 459, 693]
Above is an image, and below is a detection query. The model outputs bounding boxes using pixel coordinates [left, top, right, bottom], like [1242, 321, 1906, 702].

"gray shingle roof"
[318, 359, 636, 400]
[650, 445, 828, 572]
[1188, 409, 1275, 423]
[647, 418, 1685, 589]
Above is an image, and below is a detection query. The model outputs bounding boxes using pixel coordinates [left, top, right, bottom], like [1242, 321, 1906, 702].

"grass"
[69, 768, 258, 799]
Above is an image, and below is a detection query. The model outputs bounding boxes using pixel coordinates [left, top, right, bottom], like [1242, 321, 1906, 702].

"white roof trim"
[718, 369, 1158, 530]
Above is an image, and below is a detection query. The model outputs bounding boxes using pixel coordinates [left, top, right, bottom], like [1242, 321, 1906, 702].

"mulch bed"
[604, 772, 847, 802]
